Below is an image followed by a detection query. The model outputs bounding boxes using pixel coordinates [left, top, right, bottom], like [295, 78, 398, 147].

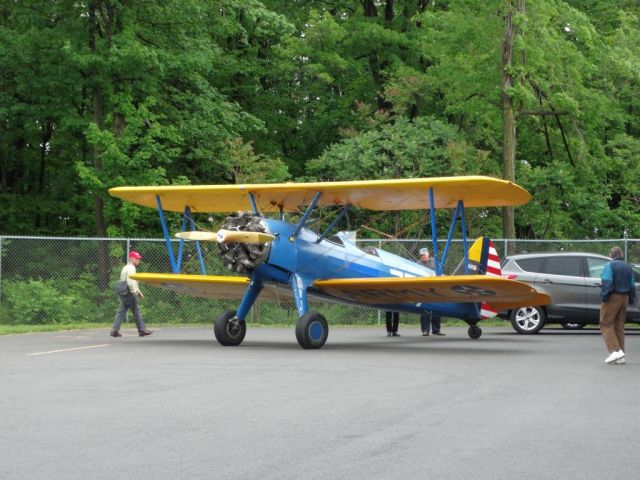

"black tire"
[560, 322, 586, 330]
[295, 312, 329, 349]
[214, 310, 246, 346]
[468, 325, 482, 339]
[510, 306, 546, 334]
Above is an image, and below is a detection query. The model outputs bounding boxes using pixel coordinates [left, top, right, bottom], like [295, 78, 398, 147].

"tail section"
[467, 237, 501, 319]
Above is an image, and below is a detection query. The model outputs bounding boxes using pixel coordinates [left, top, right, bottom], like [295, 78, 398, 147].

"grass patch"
[0, 323, 113, 335]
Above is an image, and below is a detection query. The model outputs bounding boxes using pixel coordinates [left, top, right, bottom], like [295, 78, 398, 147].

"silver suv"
[500, 252, 640, 334]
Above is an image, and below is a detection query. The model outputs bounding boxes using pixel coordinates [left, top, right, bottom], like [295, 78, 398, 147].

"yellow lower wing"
[313, 275, 550, 307]
[131, 273, 549, 310]
[130, 273, 290, 301]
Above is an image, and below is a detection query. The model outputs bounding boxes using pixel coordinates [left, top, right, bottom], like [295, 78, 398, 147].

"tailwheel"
[295, 312, 328, 349]
[214, 310, 246, 346]
[468, 325, 482, 340]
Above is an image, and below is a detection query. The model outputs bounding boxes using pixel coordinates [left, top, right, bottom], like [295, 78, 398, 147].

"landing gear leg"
[290, 273, 328, 349]
[214, 276, 262, 347]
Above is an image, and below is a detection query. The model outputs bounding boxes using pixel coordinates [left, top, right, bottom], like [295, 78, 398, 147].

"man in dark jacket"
[600, 246, 636, 364]
[418, 247, 445, 336]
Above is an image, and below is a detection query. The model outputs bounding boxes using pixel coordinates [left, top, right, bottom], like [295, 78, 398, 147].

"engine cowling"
[217, 212, 271, 274]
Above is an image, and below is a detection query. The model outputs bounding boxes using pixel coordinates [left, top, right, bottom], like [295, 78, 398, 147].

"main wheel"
[510, 306, 546, 334]
[214, 310, 246, 346]
[560, 322, 586, 330]
[295, 312, 329, 349]
[468, 325, 482, 339]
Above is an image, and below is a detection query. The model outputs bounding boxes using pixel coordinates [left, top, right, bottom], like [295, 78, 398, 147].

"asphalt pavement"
[1, 325, 639, 480]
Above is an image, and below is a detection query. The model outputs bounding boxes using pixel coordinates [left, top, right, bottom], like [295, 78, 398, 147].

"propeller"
[175, 230, 275, 244]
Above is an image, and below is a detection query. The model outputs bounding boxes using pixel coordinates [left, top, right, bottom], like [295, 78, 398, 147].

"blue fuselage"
[256, 219, 479, 319]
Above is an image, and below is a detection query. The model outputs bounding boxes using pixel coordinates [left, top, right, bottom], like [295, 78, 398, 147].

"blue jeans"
[420, 312, 441, 334]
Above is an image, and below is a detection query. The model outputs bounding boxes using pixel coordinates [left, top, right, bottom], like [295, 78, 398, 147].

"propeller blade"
[216, 229, 276, 244]
[175, 231, 218, 241]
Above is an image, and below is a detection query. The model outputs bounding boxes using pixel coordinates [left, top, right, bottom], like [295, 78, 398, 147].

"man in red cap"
[111, 250, 153, 337]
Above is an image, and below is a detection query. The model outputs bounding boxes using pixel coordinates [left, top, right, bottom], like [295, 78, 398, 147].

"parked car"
[499, 252, 640, 334]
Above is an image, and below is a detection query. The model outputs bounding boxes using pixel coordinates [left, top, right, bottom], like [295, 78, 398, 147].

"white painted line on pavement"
[26, 344, 111, 356]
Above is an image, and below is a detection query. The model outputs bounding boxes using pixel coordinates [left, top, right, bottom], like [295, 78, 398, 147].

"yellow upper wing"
[313, 276, 551, 308]
[109, 176, 530, 213]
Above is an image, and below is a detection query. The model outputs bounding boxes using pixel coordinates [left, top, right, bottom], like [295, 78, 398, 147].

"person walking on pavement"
[600, 246, 635, 364]
[418, 247, 445, 336]
[112, 251, 153, 337]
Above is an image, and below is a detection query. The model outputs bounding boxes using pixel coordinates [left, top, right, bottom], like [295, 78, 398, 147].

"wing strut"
[155, 198, 207, 275]
[428, 188, 441, 275]
[427, 191, 470, 276]
[460, 203, 469, 274]
[248, 192, 259, 216]
[179, 206, 207, 274]
[317, 205, 350, 243]
[292, 191, 322, 239]
[440, 200, 469, 275]
[156, 195, 179, 273]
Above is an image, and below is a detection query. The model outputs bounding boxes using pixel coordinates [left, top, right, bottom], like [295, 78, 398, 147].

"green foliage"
[0, 280, 76, 325]
[307, 116, 495, 181]
[0, 0, 638, 239]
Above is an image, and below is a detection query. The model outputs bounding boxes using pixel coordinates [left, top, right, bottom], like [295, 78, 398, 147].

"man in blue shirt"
[600, 246, 636, 364]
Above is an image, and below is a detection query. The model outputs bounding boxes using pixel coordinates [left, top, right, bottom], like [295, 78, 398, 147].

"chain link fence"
[1, 235, 638, 327]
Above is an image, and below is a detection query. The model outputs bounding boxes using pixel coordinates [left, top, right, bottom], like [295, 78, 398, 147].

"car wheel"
[510, 306, 546, 335]
[560, 322, 586, 330]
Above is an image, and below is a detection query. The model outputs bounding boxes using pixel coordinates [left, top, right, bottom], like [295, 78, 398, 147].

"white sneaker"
[605, 350, 625, 364]
[615, 357, 626, 365]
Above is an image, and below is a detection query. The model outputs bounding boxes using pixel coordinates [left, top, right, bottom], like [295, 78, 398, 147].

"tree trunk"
[385, 0, 394, 21]
[362, 0, 377, 17]
[502, 0, 523, 244]
[35, 120, 52, 229]
[89, 0, 109, 288]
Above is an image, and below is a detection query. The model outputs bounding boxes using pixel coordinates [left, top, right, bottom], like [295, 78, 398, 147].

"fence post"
[0, 236, 3, 304]
[377, 239, 383, 325]
[125, 238, 131, 323]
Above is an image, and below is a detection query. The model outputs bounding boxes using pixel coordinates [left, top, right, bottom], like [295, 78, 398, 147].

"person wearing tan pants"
[599, 246, 636, 364]
[600, 294, 628, 353]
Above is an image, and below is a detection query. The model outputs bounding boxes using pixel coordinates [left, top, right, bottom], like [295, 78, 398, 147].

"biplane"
[109, 176, 550, 349]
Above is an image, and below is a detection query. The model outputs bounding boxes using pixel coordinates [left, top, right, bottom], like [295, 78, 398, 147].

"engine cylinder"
[217, 212, 271, 274]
